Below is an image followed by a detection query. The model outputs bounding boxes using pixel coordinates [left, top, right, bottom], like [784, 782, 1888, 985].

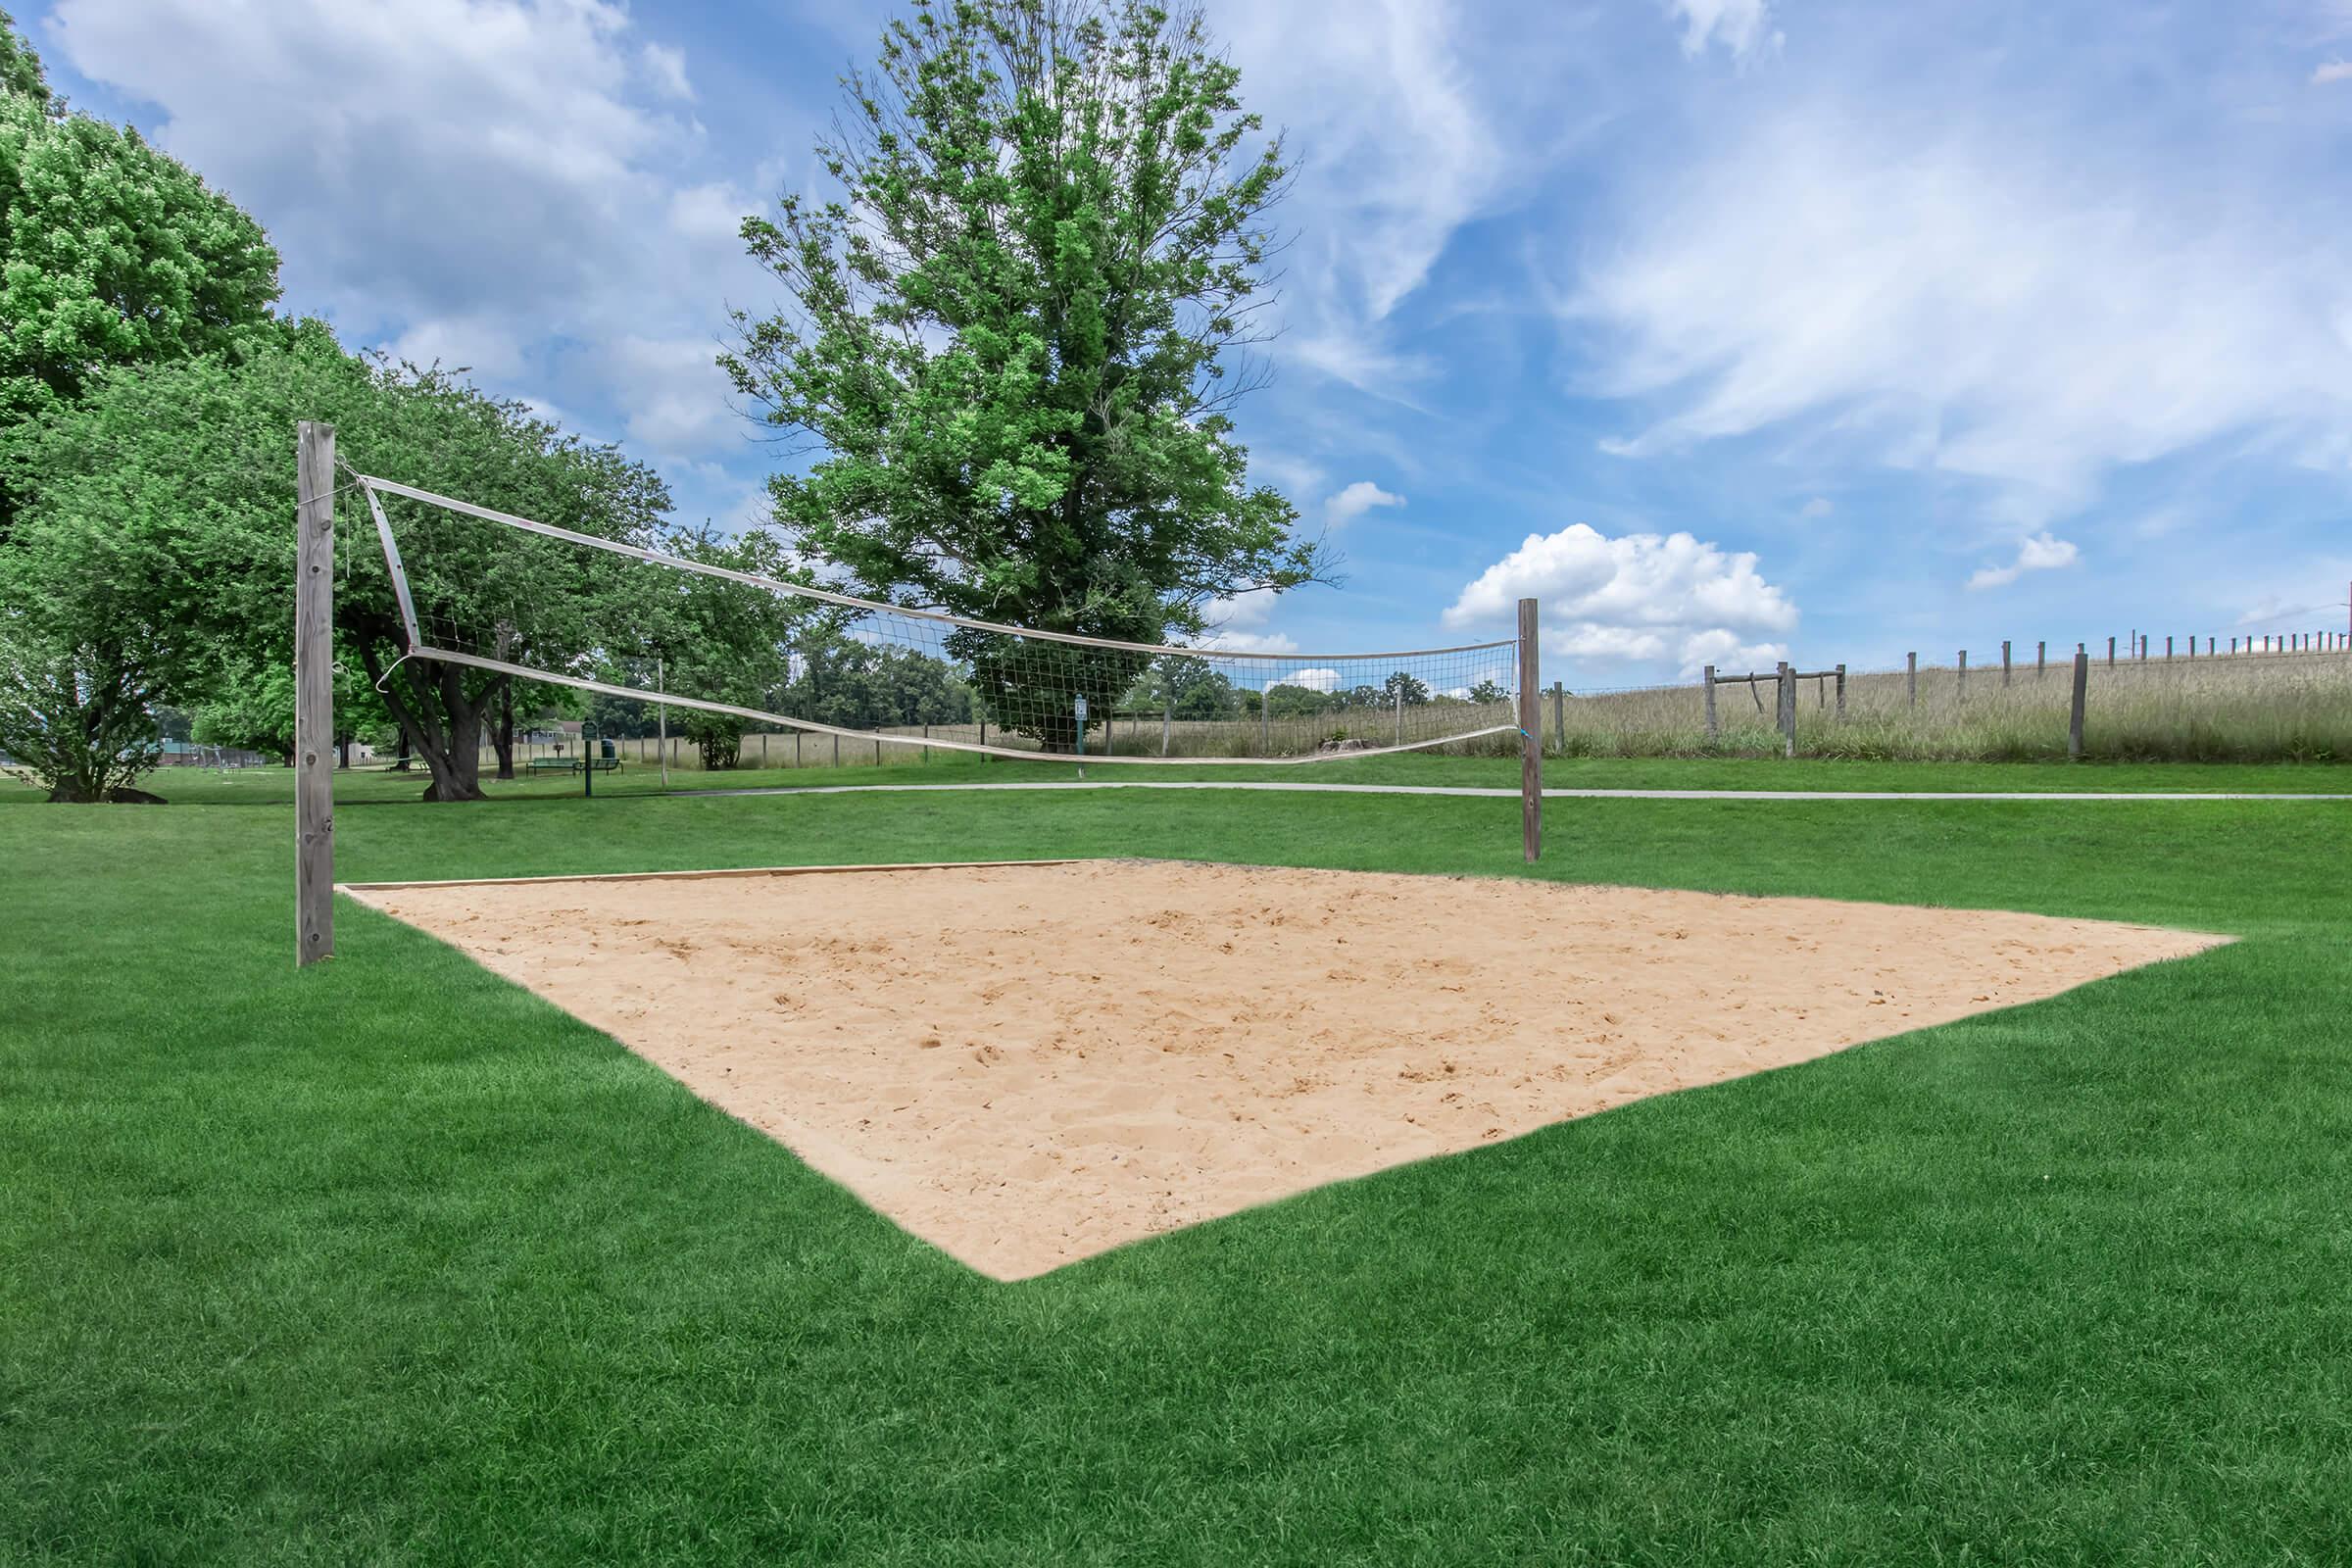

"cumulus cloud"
[1324, 480, 1405, 527]
[1799, 496, 1834, 518]
[1270, 667, 1341, 693]
[46, 0, 766, 465]
[2315, 59, 2352, 85]
[1444, 523, 1796, 676]
[1664, 0, 1779, 61]
[1572, 112, 2352, 521]
[1198, 588, 1298, 655]
[1966, 531, 2080, 590]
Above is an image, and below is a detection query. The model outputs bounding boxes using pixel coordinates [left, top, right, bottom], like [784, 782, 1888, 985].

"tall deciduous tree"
[723, 0, 1323, 751]
[0, 16, 279, 437]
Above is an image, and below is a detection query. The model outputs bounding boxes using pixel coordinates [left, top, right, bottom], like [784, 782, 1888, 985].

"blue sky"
[27, 0, 2352, 681]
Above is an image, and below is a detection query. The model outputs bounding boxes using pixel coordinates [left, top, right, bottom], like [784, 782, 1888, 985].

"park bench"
[524, 757, 622, 775]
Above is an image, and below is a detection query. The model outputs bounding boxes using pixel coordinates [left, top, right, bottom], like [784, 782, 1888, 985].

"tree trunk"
[493, 680, 515, 781]
[492, 623, 516, 781]
[358, 645, 492, 801]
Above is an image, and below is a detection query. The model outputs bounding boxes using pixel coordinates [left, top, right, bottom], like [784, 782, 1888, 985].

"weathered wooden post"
[1776, 661, 1795, 758]
[1518, 599, 1542, 862]
[2165, 635, 2173, 661]
[1551, 680, 1565, 757]
[1958, 649, 1969, 703]
[1834, 663, 1846, 721]
[2001, 640, 2012, 687]
[1161, 701, 1171, 758]
[2036, 640, 2046, 679]
[656, 657, 668, 789]
[2069, 645, 2088, 760]
[295, 420, 335, 967]
[1702, 663, 1719, 740]
[1906, 651, 1917, 710]
[2108, 635, 2117, 667]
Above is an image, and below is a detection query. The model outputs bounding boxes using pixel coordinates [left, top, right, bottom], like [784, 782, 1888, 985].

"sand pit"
[347, 860, 2224, 1279]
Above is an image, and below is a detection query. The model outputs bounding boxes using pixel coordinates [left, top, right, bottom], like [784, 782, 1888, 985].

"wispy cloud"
[1967, 531, 2080, 591]
[1570, 110, 2352, 523]
[1662, 0, 1780, 62]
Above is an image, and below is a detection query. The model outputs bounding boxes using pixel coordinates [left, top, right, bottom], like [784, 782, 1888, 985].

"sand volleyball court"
[346, 860, 2223, 1279]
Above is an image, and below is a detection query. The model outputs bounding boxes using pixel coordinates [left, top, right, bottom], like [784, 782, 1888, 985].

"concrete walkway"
[685, 779, 2352, 803]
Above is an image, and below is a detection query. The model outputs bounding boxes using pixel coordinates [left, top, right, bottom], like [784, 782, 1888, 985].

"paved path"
[685, 780, 2352, 803]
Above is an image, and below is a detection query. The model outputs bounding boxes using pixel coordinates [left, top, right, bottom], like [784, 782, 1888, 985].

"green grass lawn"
[4, 763, 2350, 1563]
[20, 749, 2349, 809]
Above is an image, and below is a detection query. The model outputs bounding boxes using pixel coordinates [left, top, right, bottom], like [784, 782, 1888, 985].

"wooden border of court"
[337, 858, 1083, 895]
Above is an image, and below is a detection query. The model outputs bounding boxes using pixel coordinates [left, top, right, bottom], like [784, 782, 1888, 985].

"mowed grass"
[4, 767, 2350, 1563]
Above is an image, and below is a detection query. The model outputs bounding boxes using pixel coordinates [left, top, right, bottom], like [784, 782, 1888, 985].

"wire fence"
[441, 632, 2352, 772]
[1542, 632, 2352, 762]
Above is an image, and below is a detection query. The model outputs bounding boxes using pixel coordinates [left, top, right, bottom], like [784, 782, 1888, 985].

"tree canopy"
[0, 327, 678, 800]
[0, 30, 279, 434]
[723, 0, 1324, 750]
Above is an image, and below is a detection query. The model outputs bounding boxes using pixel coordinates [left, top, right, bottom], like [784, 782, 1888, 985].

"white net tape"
[360, 475, 1526, 764]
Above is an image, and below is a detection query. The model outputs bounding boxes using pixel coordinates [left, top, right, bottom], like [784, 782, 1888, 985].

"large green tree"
[722, 0, 1323, 751]
[1, 328, 672, 802]
[0, 15, 279, 438]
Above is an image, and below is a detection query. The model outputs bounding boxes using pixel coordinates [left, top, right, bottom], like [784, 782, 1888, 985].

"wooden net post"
[1702, 664, 1718, 739]
[1518, 599, 1541, 863]
[295, 421, 336, 967]
[2069, 645, 2088, 759]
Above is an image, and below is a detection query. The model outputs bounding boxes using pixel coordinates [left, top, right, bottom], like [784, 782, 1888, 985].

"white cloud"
[1967, 531, 2080, 590]
[2235, 595, 2333, 626]
[641, 41, 693, 101]
[598, 334, 741, 457]
[1664, 0, 1779, 61]
[1572, 112, 2352, 522]
[1271, 667, 1341, 693]
[1324, 480, 1405, 527]
[1799, 496, 1834, 518]
[383, 315, 527, 381]
[1198, 588, 1298, 654]
[2314, 59, 2352, 84]
[46, 0, 770, 474]
[1444, 523, 1796, 677]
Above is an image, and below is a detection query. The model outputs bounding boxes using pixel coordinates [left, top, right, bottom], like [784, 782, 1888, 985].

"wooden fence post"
[2001, 640, 2012, 687]
[2036, 639, 2045, 678]
[294, 420, 335, 968]
[1776, 661, 1795, 758]
[1906, 651, 1917, 709]
[1958, 649, 1969, 703]
[1551, 680, 1565, 757]
[1702, 664, 1719, 739]
[2166, 635, 2174, 661]
[657, 658, 669, 789]
[2108, 635, 2116, 667]
[1834, 663, 1846, 721]
[1518, 598, 1541, 863]
[2069, 645, 2088, 760]
[1161, 702, 1171, 758]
